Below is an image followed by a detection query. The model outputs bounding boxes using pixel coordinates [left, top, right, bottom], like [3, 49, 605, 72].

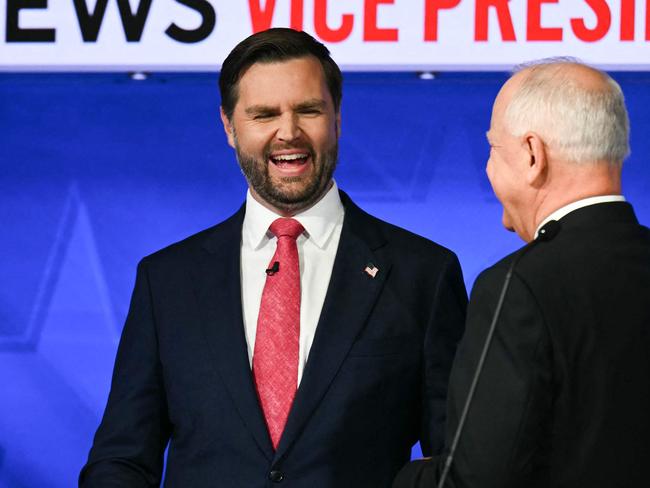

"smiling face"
[221, 56, 340, 216]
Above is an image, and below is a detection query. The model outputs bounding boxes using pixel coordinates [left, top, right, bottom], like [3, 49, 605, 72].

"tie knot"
[269, 218, 304, 241]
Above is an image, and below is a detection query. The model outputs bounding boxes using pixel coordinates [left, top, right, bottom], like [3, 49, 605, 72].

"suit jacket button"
[269, 470, 284, 482]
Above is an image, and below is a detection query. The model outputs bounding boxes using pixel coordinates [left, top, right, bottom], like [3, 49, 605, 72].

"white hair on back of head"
[504, 57, 630, 165]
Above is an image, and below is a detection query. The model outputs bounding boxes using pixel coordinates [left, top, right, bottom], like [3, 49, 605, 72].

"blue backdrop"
[1, 71, 648, 487]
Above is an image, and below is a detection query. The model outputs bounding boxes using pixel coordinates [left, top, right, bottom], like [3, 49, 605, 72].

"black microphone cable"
[436, 220, 561, 488]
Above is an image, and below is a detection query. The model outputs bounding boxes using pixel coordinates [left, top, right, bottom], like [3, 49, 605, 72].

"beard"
[235, 139, 338, 215]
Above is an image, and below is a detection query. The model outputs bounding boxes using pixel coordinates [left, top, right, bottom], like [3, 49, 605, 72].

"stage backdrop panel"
[0, 71, 649, 486]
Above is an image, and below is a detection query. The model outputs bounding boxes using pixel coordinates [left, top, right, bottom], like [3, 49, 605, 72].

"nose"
[275, 112, 301, 142]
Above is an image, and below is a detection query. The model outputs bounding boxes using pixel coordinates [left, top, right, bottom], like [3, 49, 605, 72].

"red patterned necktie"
[253, 217, 304, 449]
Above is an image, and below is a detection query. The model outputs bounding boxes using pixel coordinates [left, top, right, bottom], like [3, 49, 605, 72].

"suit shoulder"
[640, 223, 650, 240]
[472, 255, 513, 292]
[140, 209, 243, 268]
[143, 226, 214, 263]
[352, 205, 458, 262]
[341, 191, 456, 257]
[472, 243, 539, 294]
[473, 226, 604, 294]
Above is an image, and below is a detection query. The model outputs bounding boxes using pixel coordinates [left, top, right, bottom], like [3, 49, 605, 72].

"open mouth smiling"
[268, 150, 312, 176]
[270, 152, 310, 165]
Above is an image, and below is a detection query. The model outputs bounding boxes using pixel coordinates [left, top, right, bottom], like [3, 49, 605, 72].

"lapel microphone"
[266, 261, 280, 276]
[436, 220, 561, 488]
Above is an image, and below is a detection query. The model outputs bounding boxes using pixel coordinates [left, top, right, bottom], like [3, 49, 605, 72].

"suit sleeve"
[420, 253, 468, 456]
[396, 266, 553, 488]
[79, 259, 171, 487]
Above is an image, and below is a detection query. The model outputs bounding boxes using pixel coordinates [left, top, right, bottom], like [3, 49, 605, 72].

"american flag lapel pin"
[364, 262, 379, 278]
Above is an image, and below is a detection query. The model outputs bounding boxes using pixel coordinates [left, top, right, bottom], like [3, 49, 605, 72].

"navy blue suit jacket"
[80, 192, 467, 487]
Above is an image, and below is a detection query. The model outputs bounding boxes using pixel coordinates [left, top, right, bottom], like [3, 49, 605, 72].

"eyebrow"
[294, 99, 327, 111]
[244, 99, 328, 116]
[244, 105, 278, 116]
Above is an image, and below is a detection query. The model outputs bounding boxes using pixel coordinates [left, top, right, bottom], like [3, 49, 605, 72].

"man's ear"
[220, 107, 236, 148]
[523, 131, 547, 187]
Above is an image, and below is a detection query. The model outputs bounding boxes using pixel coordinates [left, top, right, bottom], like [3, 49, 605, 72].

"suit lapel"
[274, 195, 392, 461]
[192, 206, 274, 460]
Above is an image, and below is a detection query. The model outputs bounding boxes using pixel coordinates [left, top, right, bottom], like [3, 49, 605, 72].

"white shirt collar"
[534, 195, 626, 238]
[242, 180, 344, 251]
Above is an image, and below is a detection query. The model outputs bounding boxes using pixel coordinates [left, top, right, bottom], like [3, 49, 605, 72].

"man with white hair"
[393, 60, 650, 487]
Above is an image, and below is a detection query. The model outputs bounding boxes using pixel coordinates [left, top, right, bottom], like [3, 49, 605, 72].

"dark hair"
[219, 28, 343, 119]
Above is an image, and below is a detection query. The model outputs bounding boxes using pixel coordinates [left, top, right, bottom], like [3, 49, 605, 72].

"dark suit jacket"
[80, 192, 467, 488]
[394, 202, 650, 488]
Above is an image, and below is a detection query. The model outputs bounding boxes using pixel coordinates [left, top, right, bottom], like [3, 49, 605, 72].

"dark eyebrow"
[293, 99, 327, 111]
[244, 99, 327, 117]
[244, 105, 279, 116]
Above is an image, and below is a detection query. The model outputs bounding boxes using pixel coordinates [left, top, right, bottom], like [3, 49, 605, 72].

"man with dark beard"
[80, 28, 467, 488]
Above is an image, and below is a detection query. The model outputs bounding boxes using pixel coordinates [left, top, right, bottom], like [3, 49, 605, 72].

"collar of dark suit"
[553, 201, 638, 232]
[200, 189, 389, 254]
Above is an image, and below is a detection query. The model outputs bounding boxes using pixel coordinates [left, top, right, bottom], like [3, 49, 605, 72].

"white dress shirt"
[240, 181, 345, 385]
[534, 195, 626, 238]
